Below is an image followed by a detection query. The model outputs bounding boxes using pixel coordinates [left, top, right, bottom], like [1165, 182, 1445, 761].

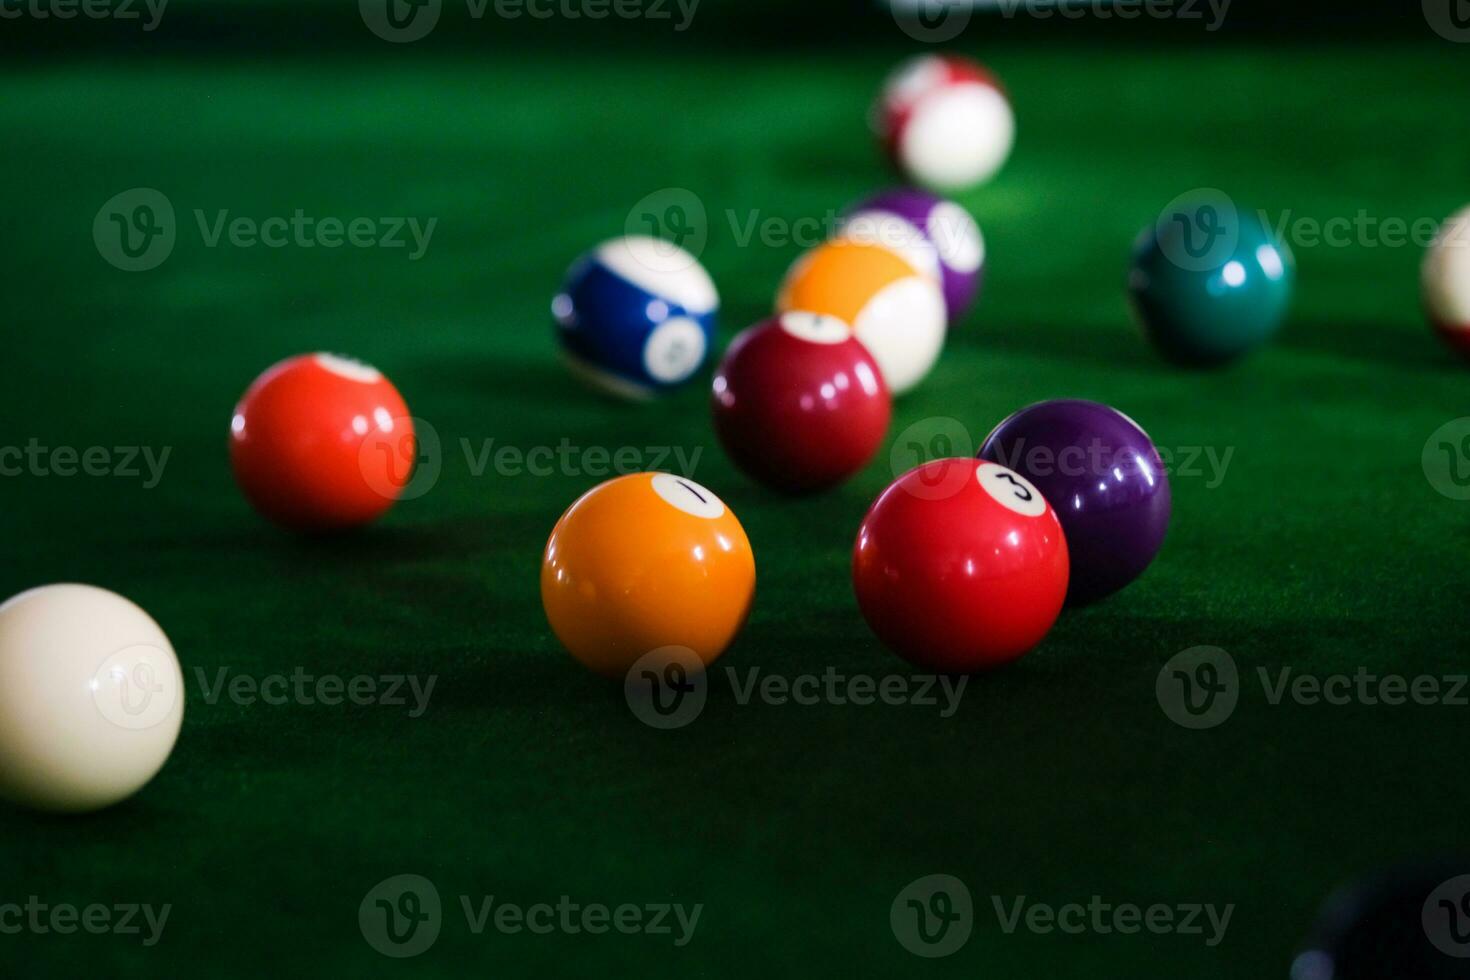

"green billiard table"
[2, 7, 1469, 976]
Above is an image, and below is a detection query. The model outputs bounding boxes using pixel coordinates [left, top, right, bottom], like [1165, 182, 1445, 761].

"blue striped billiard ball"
[552, 235, 719, 399]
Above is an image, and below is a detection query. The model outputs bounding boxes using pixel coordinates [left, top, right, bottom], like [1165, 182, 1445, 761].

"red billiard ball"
[230, 353, 415, 531]
[852, 458, 1069, 671]
[712, 312, 891, 494]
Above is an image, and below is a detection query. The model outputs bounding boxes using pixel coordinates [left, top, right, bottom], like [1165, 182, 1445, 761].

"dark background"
[0, 0, 1450, 53]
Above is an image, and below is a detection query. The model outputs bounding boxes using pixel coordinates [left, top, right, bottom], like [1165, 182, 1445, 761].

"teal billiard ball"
[1128, 194, 1294, 365]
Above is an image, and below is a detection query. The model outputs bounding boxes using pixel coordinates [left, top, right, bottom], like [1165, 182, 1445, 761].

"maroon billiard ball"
[852, 458, 1070, 671]
[711, 312, 891, 494]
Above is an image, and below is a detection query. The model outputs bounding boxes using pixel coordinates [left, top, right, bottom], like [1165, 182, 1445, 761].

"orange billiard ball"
[230, 353, 415, 531]
[541, 472, 756, 678]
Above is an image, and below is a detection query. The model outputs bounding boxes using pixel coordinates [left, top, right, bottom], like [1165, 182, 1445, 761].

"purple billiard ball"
[978, 399, 1170, 606]
[842, 188, 984, 323]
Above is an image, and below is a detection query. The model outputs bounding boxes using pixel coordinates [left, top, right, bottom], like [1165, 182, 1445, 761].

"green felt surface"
[2, 39, 1469, 977]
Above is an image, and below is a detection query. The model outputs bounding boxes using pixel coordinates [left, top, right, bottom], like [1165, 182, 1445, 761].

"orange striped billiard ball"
[230, 353, 415, 531]
[776, 238, 946, 396]
[541, 473, 756, 678]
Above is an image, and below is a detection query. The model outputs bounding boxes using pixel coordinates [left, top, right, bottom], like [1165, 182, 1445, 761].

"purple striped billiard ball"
[842, 188, 984, 324]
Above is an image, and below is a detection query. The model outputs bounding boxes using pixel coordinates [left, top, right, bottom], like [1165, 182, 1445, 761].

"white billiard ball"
[874, 54, 1015, 192]
[0, 584, 184, 813]
[1423, 205, 1470, 358]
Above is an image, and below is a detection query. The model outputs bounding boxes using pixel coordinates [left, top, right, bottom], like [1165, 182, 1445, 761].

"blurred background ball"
[1292, 861, 1470, 980]
[553, 235, 718, 399]
[1423, 205, 1470, 357]
[1128, 196, 1294, 365]
[874, 54, 1015, 192]
[777, 238, 946, 395]
[842, 187, 985, 324]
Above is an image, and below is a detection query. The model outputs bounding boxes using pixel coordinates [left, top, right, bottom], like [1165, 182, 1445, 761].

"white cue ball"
[0, 584, 184, 813]
[1424, 204, 1470, 355]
